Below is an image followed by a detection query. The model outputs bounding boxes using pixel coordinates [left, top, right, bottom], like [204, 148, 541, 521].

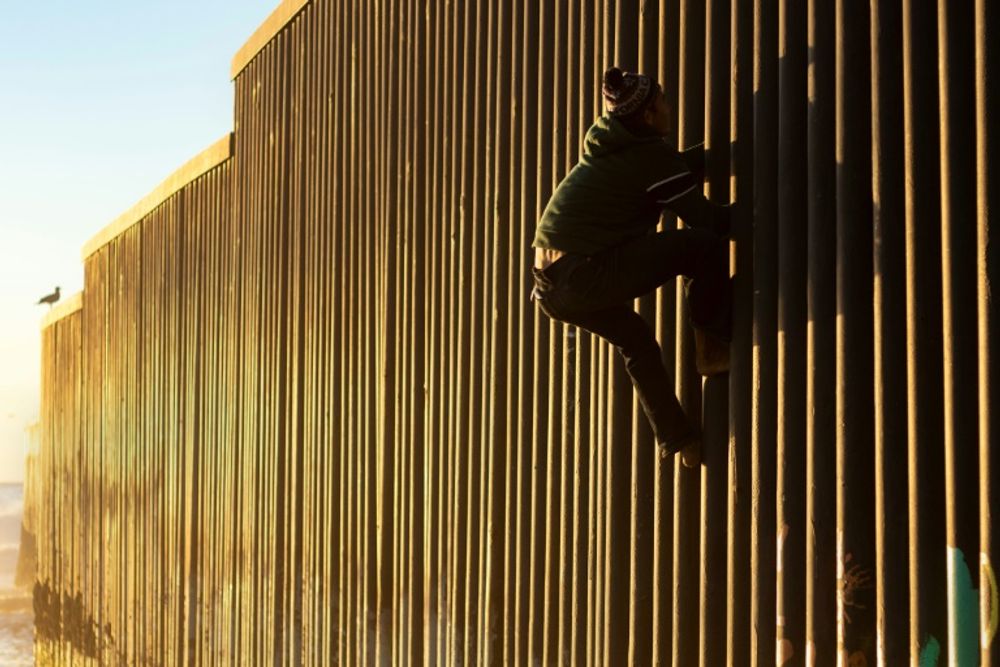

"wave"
[0, 498, 23, 520]
[0, 544, 19, 570]
[0, 516, 21, 546]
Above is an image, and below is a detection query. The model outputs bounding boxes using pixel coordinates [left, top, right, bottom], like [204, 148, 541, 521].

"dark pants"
[530, 228, 731, 447]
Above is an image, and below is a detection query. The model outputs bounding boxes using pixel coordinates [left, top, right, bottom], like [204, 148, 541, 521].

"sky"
[0, 0, 278, 483]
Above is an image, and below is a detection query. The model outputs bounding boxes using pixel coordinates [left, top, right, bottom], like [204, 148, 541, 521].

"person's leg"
[559, 303, 696, 448]
[561, 228, 732, 341]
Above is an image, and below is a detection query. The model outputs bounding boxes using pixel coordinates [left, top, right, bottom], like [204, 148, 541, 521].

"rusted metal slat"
[468, 0, 490, 661]
[776, 0, 808, 658]
[318, 2, 340, 658]
[727, 0, 754, 660]
[292, 10, 314, 662]
[936, 0, 980, 663]
[572, 5, 598, 666]
[528, 1, 554, 664]
[376, 0, 399, 659]
[673, 0, 704, 663]
[587, 6, 605, 660]
[336, 0, 355, 660]
[439, 0, 459, 661]
[541, 0, 569, 662]
[835, 0, 877, 663]
[976, 0, 1000, 663]
[605, 0, 636, 658]
[511, 1, 539, 663]
[652, 3, 679, 664]
[751, 0, 779, 661]
[421, 0, 443, 662]
[624, 2, 656, 664]
[806, 0, 837, 661]
[902, 0, 948, 659]
[701, 0, 730, 661]
[443, 2, 465, 662]
[396, 0, 414, 661]
[390, 0, 407, 659]
[500, 0, 523, 656]
[472, 0, 495, 655]
[483, 0, 512, 661]
[869, 0, 909, 660]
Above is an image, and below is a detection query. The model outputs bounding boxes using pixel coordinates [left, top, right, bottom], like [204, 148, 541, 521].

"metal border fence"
[32, 0, 999, 664]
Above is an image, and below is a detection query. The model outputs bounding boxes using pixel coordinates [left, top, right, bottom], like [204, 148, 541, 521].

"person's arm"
[680, 143, 706, 182]
[666, 189, 731, 237]
[644, 141, 730, 236]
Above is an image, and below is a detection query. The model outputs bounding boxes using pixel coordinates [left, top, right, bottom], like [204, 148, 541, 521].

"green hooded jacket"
[532, 115, 725, 255]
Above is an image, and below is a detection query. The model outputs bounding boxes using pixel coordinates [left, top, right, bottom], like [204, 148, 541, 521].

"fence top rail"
[40, 291, 83, 331]
[80, 133, 233, 260]
[231, 0, 311, 79]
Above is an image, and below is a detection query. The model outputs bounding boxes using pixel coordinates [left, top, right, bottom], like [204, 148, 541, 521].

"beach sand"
[0, 587, 33, 665]
[0, 483, 33, 665]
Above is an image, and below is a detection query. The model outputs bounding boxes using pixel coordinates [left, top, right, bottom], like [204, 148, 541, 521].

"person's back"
[534, 116, 699, 255]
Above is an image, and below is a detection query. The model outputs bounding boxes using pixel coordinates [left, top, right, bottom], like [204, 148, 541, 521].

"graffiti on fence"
[984, 552, 998, 649]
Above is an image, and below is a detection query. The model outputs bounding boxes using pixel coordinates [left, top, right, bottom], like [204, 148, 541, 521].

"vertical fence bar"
[673, 0, 703, 663]
[605, 3, 635, 664]
[507, 0, 522, 662]
[543, 0, 568, 661]
[407, 0, 426, 662]
[654, 1, 679, 663]
[485, 0, 513, 658]
[580, 42, 597, 667]
[378, 0, 399, 658]
[338, 0, 355, 659]
[422, 0, 441, 662]
[629, 1, 658, 658]
[869, 0, 909, 661]
[436, 0, 454, 660]
[529, 1, 554, 663]
[751, 0, 779, 660]
[559, 0, 579, 662]
[591, 6, 607, 660]
[571, 23, 588, 667]
[701, 0, 730, 659]
[465, 0, 489, 658]
[776, 0, 808, 659]
[806, 0, 837, 660]
[652, 1, 679, 663]
[392, 0, 406, 659]
[514, 1, 539, 662]
[902, 0, 948, 661]
[936, 0, 981, 663]
[727, 0, 754, 659]
[835, 0, 877, 663]
[977, 0, 1000, 663]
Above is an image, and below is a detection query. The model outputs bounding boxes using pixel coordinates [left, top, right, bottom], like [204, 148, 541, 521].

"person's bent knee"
[615, 332, 661, 366]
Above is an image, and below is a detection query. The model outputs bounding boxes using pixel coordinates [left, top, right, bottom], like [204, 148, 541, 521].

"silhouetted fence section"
[32, 0, 999, 664]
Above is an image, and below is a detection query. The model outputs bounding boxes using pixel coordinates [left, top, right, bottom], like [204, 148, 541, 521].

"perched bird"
[37, 286, 61, 307]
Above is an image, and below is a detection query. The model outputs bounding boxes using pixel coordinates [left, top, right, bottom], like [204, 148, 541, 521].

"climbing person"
[530, 67, 732, 468]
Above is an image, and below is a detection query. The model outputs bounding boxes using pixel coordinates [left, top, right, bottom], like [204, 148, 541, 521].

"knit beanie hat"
[602, 67, 655, 117]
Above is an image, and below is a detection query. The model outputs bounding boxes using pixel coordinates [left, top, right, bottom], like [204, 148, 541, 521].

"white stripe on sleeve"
[655, 183, 699, 204]
[645, 171, 691, 192]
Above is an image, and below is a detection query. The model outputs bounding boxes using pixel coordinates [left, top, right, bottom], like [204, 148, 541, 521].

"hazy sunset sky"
[0, 0, 277, 482]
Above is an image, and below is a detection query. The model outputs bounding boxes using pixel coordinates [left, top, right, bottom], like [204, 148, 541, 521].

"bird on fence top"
[36, 286, 60, 307]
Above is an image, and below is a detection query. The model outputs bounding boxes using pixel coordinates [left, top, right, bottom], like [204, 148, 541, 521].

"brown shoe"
[658, 434, 703, 469]
[694, 328, 730, 376]
[680, 436, 702, 468]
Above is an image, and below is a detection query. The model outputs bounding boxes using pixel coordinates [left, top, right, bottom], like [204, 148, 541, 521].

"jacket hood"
[583, 115, 660, 157]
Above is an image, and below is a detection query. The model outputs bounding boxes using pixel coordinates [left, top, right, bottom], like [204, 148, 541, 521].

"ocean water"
[0, 483, 33, 666]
